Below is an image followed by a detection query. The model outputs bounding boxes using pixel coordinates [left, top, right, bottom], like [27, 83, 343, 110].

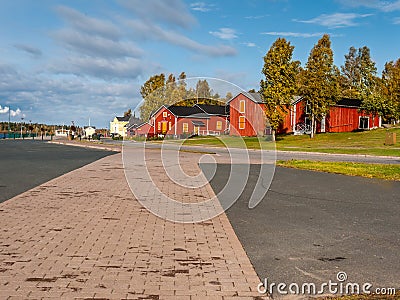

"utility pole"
[8, 106, 11, 137]
[21, 117, 24, 139]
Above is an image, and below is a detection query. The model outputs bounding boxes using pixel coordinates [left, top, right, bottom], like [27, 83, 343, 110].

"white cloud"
[126, 20, 237, 56]
[13, 44, 42, 58]
[11, 108, 22, 117]
[394, 17, 400, 24]
[243, 42, 256, 47]
[190, 2, 215, 12]
[336, 0, 400, 12]
[293, 13, 372, 28]
[50, 56, 150, 80]
[0, 105, 9, 114]
[118, 0, 196, 28]
[261, 32, 327, 38]
[209, 28, 238, 40]
[52, 28, 143, 59]
[56, 5, 121, 40]
[0, 105, 22, 117]
[52, 5, 148, 80]
[245, 15, 268, 19]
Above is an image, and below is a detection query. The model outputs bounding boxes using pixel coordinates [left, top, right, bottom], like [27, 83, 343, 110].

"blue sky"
[1, 0, 399, 128]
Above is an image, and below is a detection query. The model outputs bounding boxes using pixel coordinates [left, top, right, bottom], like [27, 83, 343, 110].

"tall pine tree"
[341, 46, 362, 98]
[358, 47, 385, 124]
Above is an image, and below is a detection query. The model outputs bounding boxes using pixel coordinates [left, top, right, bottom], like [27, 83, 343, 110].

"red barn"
[228, 92, 266, 136]
[150, 104, 229, 138]
[228, 92, 381, 136]
[286, 97, 381, 134]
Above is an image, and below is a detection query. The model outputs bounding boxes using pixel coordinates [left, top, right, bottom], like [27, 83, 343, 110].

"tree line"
[261, 34, 400, 139]
[139, 72, 232, 121]
[0, 122, 67, 134]
[0, 122, 94, 135]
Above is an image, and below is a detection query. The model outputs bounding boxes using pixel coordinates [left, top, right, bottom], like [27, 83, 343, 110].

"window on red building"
[239, 100, 245, 113]
[239, 116, 245, 129]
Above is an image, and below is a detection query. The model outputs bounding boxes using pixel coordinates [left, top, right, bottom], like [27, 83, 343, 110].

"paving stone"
[0, 149, 269, 299]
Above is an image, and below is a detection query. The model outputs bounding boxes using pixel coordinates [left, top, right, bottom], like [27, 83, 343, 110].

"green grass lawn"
[276, 127, 400, 156]
[277, 160, 400, 181]
[176, 127, 400, 157]
[180, 135, 275, 150]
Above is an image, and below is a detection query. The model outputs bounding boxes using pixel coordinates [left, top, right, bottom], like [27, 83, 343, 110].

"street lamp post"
[21, 117, 24, 139]
[8, 107, 10, 138]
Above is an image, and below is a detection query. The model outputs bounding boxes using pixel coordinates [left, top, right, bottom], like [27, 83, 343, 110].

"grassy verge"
[180, 135, 275, 150]
[277, 160, 400, 181]
[276, 127, 400, 156]
[176, 127, 400, 157]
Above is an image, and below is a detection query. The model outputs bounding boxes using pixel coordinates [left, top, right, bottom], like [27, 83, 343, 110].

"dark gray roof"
[336, 98, 362, 107]
[167, 105, 206, 117]
[227, 92, 264, 104]
[116, 116, 130, 122]
[127, 115, 143, 126]
[136, 122, 151, 128]
[248, 92, 264, 103]
[195, 104, 229, 116]
[191, 120, 206, 127]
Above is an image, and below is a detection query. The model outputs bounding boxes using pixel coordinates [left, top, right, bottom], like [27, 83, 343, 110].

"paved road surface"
[201, 163, 400, 295]
[0, 140, 115, 203]
[122, 141, 400, 164]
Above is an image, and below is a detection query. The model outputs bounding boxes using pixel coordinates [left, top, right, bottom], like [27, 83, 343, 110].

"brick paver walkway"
[0, 149, 267, 299]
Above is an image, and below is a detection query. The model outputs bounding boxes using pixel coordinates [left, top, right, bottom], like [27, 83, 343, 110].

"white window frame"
[239, 116, 245, 130]
[163, 111, 167, 117]
[239, 100, 245, 113]
[305, 101, 310, 115]
[359, 116, 370, 130]
[183, 123, 189, 133]
[216, 121, 222, 131]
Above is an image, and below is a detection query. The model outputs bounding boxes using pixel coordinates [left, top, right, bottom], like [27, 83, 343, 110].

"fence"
[0, 132, 53, 140]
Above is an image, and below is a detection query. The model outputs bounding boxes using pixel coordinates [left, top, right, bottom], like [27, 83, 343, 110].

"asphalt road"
[0, 140, 115, 203]
[200, 163, 400, 295]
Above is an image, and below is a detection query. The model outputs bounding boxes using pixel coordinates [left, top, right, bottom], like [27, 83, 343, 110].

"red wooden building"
[228, 92, 266, 136]
[150, 104, 229, 138]
[282, 97, 381, 134]
[128, 122, 153, 137]
[229, 92, 381, 136]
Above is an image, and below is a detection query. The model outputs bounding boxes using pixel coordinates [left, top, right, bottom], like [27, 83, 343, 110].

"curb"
[47, 140, 121, 152]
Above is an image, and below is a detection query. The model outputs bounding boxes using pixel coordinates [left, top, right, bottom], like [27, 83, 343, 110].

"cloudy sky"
[1, 0, 399, 127]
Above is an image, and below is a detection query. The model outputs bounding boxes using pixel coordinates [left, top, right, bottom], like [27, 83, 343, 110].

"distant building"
[133, 122, 153, 138]
[84, 126, 96, 138]
[110, 116, 130, 137]
[126, 114, 142, 137]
